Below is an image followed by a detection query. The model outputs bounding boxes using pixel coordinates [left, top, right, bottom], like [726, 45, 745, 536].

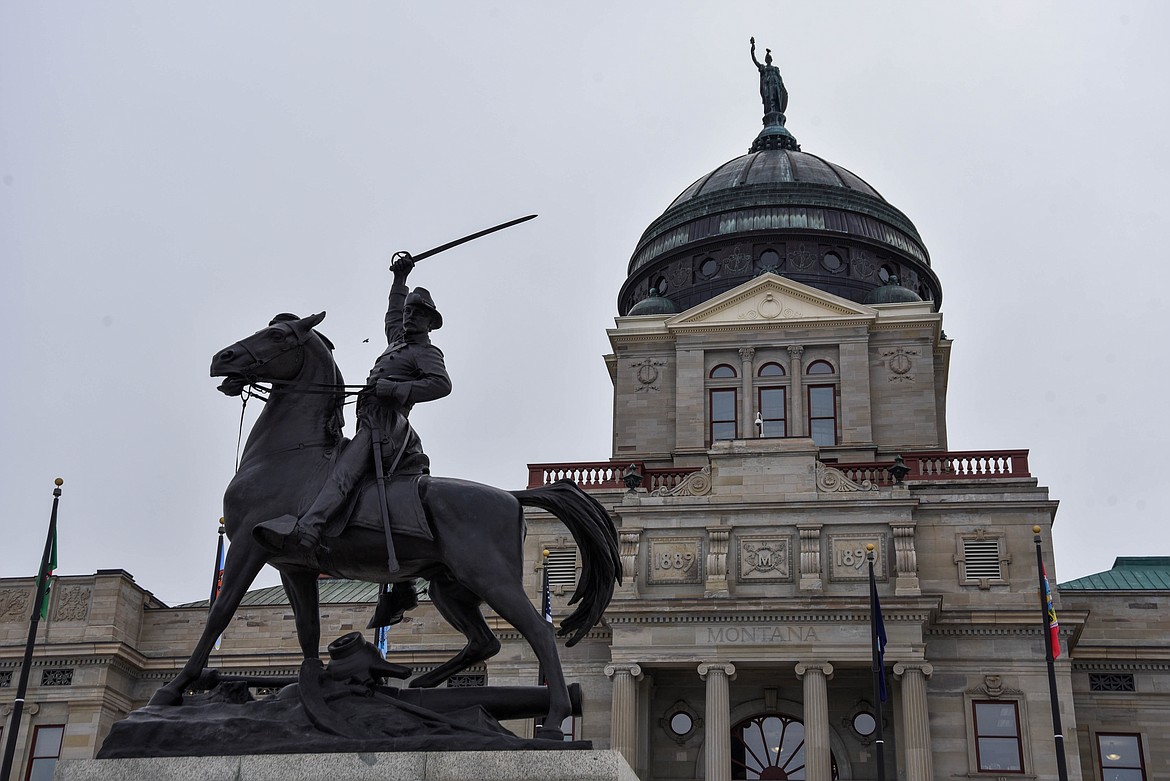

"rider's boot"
[366, 581, 419, 629]
[253, 469, 353, 557]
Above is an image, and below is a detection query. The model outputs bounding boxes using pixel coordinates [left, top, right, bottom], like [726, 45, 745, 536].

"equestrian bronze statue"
[145, 242, 619, 745]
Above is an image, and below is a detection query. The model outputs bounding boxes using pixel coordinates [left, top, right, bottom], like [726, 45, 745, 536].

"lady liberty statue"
[751, 37, 788, 118]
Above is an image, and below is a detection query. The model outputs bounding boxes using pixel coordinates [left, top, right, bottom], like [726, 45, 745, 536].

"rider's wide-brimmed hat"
[405, 287, 442, 329]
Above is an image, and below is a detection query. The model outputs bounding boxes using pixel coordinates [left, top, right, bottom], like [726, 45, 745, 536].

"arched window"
[731, 713, 839, 779]
[708, 364, 738, 442]
[805, 361, 837, 446]
[755, 362, 788, 438]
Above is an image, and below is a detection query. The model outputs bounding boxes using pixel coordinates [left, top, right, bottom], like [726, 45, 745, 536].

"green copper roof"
[1059, 557, 1170, 591]
[178, 578, 380, 608]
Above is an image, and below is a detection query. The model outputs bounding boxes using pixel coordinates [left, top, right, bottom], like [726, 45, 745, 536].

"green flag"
[39, 526, 57, 619]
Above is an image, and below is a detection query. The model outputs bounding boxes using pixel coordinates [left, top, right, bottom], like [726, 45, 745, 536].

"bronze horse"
[148, 312, 619, 739]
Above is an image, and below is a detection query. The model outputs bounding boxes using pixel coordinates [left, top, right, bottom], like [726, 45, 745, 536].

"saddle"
[326, 472, 433, 543]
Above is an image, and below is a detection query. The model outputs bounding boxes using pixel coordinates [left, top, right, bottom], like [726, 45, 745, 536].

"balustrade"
[529, 449, 1030, 490]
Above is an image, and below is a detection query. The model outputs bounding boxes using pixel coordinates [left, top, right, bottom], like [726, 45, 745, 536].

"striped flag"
[1041, 563, 1060, 658]
[542, 556, 553, 625]
[210, 524, 226, 650]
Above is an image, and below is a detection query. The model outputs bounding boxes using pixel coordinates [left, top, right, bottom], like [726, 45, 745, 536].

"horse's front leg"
[148, 539, 269, 705]
[280, 568, 321, 660]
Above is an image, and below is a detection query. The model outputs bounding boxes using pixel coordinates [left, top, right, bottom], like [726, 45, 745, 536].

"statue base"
[55, 750, 638, 781]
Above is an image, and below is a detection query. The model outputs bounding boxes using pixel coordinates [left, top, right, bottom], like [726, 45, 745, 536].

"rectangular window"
[1097, 733, 1146, 780]
[807, 385, 837, 446]
[973, 701, 1023, 773]
[758, 387, 786, 437]
[710, 389, 738, 441]
[24, 724, 64, 781]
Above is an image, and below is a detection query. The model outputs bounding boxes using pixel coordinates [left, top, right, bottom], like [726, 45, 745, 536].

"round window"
[877, 265, 893, 284]
[700, 258, 719, 278]
[655, 276, 669, 294]
[669, 711, 693, 736]
[822, 252, 844, 272]
[852, 711, 876, 737]
[759, 249, 781, 272]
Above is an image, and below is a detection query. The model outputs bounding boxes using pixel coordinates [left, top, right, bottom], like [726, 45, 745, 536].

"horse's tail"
[511, 479, 621, 647]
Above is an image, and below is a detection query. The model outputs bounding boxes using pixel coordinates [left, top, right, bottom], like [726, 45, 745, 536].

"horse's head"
[211, 311, 328, 396]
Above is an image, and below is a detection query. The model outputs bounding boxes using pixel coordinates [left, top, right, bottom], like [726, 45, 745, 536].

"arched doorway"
[730, 713, 839, 779]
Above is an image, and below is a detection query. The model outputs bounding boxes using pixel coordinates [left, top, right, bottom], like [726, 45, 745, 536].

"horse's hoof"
[147, 688, 183, 707]
[535, 725, 565, 741]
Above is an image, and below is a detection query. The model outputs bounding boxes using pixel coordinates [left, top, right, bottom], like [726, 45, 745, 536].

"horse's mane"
[315, 329, 346, 447]
[268, 314, 346, 447]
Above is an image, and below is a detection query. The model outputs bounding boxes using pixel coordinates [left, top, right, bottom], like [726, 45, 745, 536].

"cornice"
[1072, 660, 1170, 671]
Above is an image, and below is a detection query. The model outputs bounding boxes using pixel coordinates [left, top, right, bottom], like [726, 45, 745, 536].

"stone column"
[698, 662, 736, 781]
[795, 661, 834, 781]
[604, 663, 644, 769]
[739, 347, 756, 437]
[787, 346, 805, 436]
[893, 662, 934, 781]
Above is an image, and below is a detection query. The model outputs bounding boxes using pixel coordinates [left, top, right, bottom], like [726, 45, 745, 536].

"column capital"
[892, 661, 934, 679]
[794, 661, 834, 680]
[786, 344, 805, 360]
[604, 662, 644, 681]
[698, 661, 737, 681]
[738, 346, 756, 362]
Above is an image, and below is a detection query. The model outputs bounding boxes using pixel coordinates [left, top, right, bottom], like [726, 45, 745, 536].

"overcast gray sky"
[3, 2, 1167, 606]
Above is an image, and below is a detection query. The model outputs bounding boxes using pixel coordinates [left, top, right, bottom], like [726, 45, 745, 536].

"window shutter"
[962, 539, 1002, 579]
[546, 548, 578, 587]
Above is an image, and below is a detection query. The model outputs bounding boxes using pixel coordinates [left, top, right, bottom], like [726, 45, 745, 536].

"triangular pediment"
[666, 273, 874, 331]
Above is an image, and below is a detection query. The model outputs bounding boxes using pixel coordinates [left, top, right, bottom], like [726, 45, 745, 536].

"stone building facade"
[3, 64, 1169, 781]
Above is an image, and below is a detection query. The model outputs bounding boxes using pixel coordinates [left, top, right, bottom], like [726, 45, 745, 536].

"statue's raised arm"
[750, 36, 764, 70]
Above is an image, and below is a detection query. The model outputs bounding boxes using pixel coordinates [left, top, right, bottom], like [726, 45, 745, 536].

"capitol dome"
[618, 71, 942, 316]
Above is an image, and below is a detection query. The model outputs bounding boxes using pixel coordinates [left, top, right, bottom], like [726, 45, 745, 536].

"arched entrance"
[730, 713, 839, 780]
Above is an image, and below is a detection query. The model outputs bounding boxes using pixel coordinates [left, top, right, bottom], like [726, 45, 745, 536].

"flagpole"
[1033, 525, 1069, 781]
[866, 545, 886, 781]
[0, 478, 63, 781]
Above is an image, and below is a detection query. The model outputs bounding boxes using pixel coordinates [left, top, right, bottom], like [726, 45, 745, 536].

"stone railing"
[527, 461, 701, 490]
[834, 449, 1031, 485]
[530, 449, 1030, 490]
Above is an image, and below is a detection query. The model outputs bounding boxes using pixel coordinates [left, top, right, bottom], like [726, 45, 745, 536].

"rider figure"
[255, 253, 450, 624]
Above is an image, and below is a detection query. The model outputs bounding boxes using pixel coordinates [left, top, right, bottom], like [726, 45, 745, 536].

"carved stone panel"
[0, 590, 30, 623]
[828, 535, 887, 581]
[53, 586, 91, 622]
[737, 536, 793, 583]
[647, 538, 702, 585]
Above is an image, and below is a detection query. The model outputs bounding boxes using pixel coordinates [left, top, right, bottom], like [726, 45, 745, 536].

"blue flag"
[870, 569, 888, 701]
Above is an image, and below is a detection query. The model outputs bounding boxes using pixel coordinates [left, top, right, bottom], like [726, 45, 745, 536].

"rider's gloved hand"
[390, 252, 414, 278]
[375, 379, 402, 401]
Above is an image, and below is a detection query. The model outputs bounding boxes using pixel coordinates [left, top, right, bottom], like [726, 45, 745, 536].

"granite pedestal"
[54, 750, 638, 781]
